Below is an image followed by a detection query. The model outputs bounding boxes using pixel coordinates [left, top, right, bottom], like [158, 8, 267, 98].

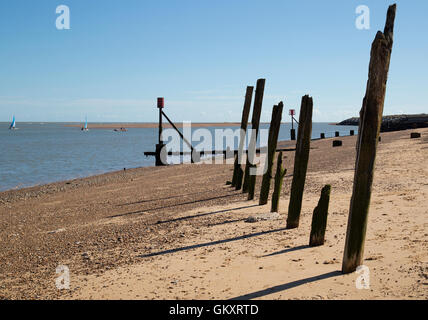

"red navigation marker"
[157, 97, 164, 108]
[289, 109, 295, 116]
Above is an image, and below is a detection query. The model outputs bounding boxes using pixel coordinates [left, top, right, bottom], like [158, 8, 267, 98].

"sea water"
[0, 122, 357, 191]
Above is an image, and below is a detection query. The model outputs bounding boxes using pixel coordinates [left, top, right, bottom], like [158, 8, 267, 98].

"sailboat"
[81, 116, 89, 131]
[9, 115, 17, 130]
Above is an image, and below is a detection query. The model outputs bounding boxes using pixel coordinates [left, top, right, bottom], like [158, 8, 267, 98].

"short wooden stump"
[333, 140, 342, 147]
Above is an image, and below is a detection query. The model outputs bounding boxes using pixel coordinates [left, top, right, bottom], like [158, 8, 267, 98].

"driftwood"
[342, 4, 396, 274]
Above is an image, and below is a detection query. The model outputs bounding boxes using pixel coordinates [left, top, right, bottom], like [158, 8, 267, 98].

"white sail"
[82, 116, 89, 131]
[9, 116, 16, 130]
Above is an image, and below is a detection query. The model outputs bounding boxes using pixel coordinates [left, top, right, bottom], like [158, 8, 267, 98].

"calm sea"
[0, 122, 357, 192]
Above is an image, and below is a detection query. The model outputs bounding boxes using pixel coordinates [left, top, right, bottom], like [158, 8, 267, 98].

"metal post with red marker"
[289, 109, 296, 140]
[156, 97, 166, 166]
[157, 97, 164, 144]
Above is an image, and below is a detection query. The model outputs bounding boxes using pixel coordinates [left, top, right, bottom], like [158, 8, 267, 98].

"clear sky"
[0, 0, 427, 123]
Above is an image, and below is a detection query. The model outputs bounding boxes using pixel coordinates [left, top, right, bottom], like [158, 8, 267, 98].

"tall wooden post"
[286, 95, 313, 229]
[309, 185, 331, 246]
[232, 86, 254, 189]
[271, 152, 287, 213]
[247, 164, 257, 200]
[342, 4, 396, 274]
[243, 79, 265, 193]
[259, 102, 284, 205]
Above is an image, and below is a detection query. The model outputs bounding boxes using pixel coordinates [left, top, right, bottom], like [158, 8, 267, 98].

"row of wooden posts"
[228, 85, 326, 235]
[227, 4, 397, 274]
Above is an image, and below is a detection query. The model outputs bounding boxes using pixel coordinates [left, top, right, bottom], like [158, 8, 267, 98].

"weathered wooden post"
[320, 133, 325, 139]
[333, 140, 342, 147]
[350, 130, 355, 136]
[247, 164, 257, 200]
[259, 102, 284, 205]
[271, 152, 287, 213]
[411, 132, 421, 139]
[243, 79, 265, 193]
[342, 4, 396, 274]
[286, 95, 313, 229]
[232, 86, 254, 189]
[335, 131, 340, 137]
[309, 185, 331, 246]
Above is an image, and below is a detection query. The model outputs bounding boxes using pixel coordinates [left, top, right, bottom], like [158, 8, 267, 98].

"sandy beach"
[0, 128, 427, 300]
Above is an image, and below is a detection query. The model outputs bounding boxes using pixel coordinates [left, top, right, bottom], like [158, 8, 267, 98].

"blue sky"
[0, 0, 427, 123]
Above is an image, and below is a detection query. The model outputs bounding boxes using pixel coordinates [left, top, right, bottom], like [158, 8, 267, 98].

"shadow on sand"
[116, 190, 228, 207]
[230, 271, 342, 300]
[155, 204, 258, 225]
[261, 245, 311, 257]
[138, 227, 287, 258]
[109, 193, 242, 218]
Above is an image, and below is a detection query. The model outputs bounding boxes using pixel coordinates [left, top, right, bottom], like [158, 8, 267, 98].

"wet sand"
[0, 128, 427, 300]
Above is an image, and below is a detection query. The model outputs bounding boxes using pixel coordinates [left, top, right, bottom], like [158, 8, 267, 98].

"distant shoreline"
[63, 122, 337, 129]
[337, 113, 428, 132]
[64, 122, 242, 129]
